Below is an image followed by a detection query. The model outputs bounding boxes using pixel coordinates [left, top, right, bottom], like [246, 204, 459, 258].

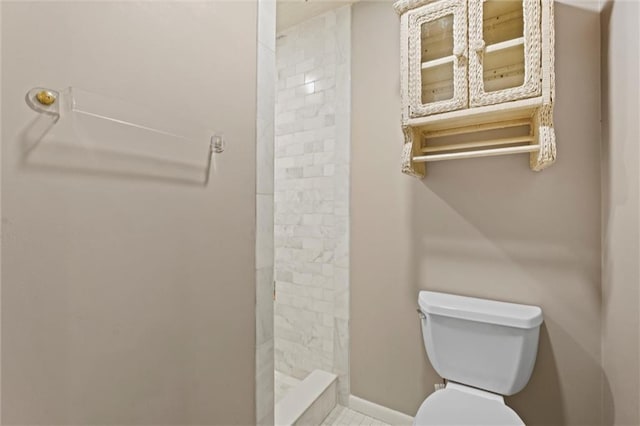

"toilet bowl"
[415, 291, 543, 426]
[414, 382, 523, 425]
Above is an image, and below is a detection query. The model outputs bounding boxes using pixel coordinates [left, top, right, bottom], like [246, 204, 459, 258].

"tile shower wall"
[274, 6, 351, 404]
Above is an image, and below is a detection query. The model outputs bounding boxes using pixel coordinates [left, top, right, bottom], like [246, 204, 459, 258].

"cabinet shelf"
[411, 105, 539, 164]
[407, 96, 542, 130]
[420, 37, 525, 71]
[422, 55, 455, 70]
[420, 135, 534, 154]
[414, 144, 540, 163]
[485, 37, 524, 54]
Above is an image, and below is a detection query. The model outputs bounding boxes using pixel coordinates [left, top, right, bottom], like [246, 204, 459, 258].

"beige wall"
[601, 0, 640, 424]
[351, 1, 602, 425]
[1, 1, 257, 424]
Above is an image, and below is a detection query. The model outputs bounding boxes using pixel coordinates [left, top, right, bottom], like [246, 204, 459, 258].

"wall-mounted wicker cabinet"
[395, 0, 556, 178]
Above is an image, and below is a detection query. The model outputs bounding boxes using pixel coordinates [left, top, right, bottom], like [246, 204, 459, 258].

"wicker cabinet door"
[468, 0, 542, 107]
[406, 0, 468, 118]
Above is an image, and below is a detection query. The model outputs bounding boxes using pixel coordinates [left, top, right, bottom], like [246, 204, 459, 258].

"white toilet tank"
[418, 291, 543, 396]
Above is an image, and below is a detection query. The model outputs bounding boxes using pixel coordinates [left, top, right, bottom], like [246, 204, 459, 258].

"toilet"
[415, 291, 543, 426]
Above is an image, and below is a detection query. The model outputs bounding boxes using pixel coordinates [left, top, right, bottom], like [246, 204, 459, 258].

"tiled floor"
[274, 370, 302, 403]
[321, 405, 391, 426]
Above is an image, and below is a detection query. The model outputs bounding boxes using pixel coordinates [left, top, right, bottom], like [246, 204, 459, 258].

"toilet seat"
[414, 383, 524, 426]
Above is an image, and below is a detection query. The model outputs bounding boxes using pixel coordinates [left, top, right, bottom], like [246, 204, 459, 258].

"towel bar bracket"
[26, 87, 61, 119]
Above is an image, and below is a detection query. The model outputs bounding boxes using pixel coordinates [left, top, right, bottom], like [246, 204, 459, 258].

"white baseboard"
[348, 395, 414, 425]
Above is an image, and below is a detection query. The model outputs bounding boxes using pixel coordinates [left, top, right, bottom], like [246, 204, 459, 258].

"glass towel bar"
[25, 87, 224, 184]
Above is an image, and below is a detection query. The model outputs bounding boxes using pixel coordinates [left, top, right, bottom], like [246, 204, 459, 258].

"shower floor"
[322, 405, 390, 426]
[274, 370, 302, 403]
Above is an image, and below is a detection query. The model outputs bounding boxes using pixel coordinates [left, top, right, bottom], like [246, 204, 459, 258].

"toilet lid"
[414, 387, 524, 426]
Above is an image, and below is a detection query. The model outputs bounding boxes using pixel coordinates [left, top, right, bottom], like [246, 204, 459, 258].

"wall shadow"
[18, 112, 215, 187]
[408, 2, 605, 425]
[507, 323, 564, 425]
[599, 0, 640, 424]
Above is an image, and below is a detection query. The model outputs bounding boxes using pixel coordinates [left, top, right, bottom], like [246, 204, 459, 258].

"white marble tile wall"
[274, 6, 351, 405]
[256, 0, 276, 425]
[275, 371, 302, 404]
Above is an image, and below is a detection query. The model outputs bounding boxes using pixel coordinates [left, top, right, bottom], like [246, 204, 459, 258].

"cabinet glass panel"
[481, 0, 525, 92]
[421, 15, 454, 62]
[420, 14, 455, 103]
[407, 0, 468, 117]
[483, 0, 524, 45]
[422, 63, 454, 103]
[483, 44, 525, 93]
[468, 0, 540, 106]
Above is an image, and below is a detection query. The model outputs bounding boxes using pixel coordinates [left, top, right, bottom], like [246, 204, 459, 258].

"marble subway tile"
[333, 267, 349, 320]
[257, 267, 274, 346]
[256, 194, 274, 269]
[257, 0, 276, 51]
[256, 339, 275, 425]
[257, 44, 276, 196]
[274, 5, 350, 385]
[257, 116, 275, 195]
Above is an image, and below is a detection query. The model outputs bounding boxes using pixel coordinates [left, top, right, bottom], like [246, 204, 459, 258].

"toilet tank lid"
[418, 291, 543, 329]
